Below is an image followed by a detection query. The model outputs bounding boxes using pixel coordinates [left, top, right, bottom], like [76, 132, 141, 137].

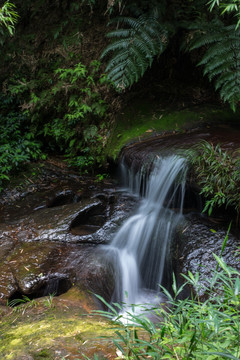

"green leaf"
[101, 9, 172, 89]
[213, 254, 231, 276]
[234, 277, 240, 296]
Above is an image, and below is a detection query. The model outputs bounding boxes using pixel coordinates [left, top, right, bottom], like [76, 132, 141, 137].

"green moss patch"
[0, 288, 116, 359]
[106, 100, 240, 159]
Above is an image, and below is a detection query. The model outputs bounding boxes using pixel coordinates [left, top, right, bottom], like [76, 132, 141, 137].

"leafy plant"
[101, 6, 171, 90]
[101, 0, 240, 110]
[0, 1, 18, 35]
[208, 0, 240, 28]
[92, 254, 240, 359]
[7, 60, 110, 173]
[46, 60, 109, 171]
[186, 141, 240, 219]
[7, 295, 39, 315]
[0, 100, 44, 191]
[42, 293, 55, 309]
[186, 19, 240, 111]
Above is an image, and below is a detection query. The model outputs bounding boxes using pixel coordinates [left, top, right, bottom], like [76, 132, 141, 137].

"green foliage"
[0, 97, 44, 191]
[93, 255, 240, 359]
[101, 0, 240, 110]
[186, 140, 240, 217]
[101, 6, 171, 90]
[7, 295, 39, 316]
[0, 1, 18, 35]
[7, 293, 56, 315]
[208, 0, 240, 28]
[47, 60, 109, 171]
[7, 294, 33, 307]
[7, 60, 110, 173]
[187, 20, 240, 111]
[42, 293, 55, 309]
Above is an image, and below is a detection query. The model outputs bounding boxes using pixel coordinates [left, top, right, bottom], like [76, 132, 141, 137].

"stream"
[0, 126, 240, 309]
[105, 155, 186, 312]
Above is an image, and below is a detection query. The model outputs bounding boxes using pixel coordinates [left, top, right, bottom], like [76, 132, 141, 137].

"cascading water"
[106, 155, 187, 313]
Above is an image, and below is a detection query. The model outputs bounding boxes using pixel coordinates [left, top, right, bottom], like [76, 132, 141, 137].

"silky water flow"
[105, 155, 187, 317]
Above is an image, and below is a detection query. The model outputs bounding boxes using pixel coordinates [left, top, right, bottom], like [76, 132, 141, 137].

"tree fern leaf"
[108, 57, 140, 84]
[108, 69, 125, 83]
[207, 61, 233, 80]
[220, 79, 240, 95]
[215, 72, 237, 90]
[203, 54, 233, 74]
[109, 16, 142, 30]
[105, 52, 129, 72]
[106, 29, 132, 39]
[137, 31, 158, 53]
[102, 9, 171, 90]
[187, 19, 240, 110]
[101, 39, 133, 58]
[189, 32, 224, 51]
[188, 21, 227, 51]
[129, 46, 149, 74]
[198, 42, 234, 66]
[133, 37, 156, 60]
[221, 87, 240, 105]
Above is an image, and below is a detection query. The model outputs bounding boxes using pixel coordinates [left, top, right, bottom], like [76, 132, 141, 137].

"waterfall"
[106, 155, 187, 311]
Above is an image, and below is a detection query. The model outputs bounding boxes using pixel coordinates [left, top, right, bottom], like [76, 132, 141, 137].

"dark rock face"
[176, 215, 240, 296]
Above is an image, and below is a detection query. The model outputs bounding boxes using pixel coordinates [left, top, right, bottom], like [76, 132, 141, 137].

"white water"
[106, 155, 187, 312]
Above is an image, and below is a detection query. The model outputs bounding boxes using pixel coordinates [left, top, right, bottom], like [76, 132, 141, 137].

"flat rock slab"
[0, 162, 138, 305]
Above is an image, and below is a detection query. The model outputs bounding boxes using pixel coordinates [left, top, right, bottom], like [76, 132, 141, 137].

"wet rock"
[0, 231, 15, 258]
[0, 241, 115, 305]
[47, 189, 80, 208]
[177, 215, 240, 295]
[0, 166, 138, 306]
[0, 263, 18, 303]
[0, 189, 137, 246]
[31, 199, 105, 243]
[70, 202, 107, 236]
[121, 125, 240, 172]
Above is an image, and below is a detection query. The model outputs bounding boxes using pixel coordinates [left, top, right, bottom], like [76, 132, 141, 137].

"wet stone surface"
[177, 214, 240, 296]
[1, 125, 240, 306]
[121, 124, 240, 172]
[0, 161, 138, 304]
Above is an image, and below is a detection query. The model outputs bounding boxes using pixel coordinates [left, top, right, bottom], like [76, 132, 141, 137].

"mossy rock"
[106, 100, 240, 160]
[0, 287, 116, 359]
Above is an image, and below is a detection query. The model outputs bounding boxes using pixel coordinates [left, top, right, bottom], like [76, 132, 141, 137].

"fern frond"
[106, 29, 132, 38]
[199, 42, 234, 65]
[188, 21, 226, 50]
[187, 20, 240, 110]
[101, 10, 173, 90]
[109, 16, 143, 30]
[101, 39, 132, 57]
[206, 60, 233, 80]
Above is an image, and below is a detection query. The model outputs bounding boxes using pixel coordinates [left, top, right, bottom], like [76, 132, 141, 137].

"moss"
[106, 100, 240, 160]
[32, 349, 54, 359]
[0, 289, 115, 359]
[6, 242, 55, 282]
